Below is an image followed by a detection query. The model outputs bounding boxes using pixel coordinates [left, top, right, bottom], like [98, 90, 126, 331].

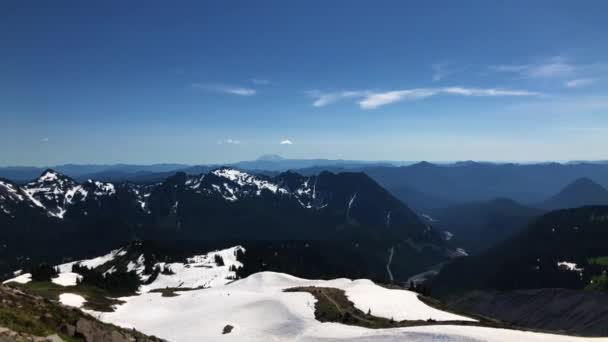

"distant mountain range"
[4, 159, 608, 212]
[0, 167, 455, 282]
[0, 155, 404, 182]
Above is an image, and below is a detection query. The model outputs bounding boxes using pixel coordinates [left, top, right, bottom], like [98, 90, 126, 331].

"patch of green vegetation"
[588, 256, 608, 266]
[10, 281, 124, 312]
[586, 272, 608, 292]
[0, 286, 84, 340]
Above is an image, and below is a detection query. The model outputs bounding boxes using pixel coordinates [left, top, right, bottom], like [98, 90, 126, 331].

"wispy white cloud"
[359, 89, 439, 109]
[310, 87, 540, 109]
[224, 87, 256, 96]
[564, 78, 597, 88]
[251, 78, 271, 85]
[192, 83, 256, 96]
[431, 62, 461, 82]
[41, 137, 49, 143]
[431, 63, 446, 82]
[442, 87, 539, 97]
[217, 139, 241, 145]
[308, 90, 370, 107]
[280, 139, 293, 145]
[491, 56, 577, 79]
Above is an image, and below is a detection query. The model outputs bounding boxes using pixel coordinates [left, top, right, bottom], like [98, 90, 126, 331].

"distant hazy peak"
[256, 154, 285, 161]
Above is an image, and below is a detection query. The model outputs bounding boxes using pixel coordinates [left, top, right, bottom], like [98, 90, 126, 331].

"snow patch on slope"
[59, 293, 86, 308]
[141, 246, 244, 292]
[2, 273, 31, 284]
[56, 248, 127, 273]
[52, 272, 83, 286]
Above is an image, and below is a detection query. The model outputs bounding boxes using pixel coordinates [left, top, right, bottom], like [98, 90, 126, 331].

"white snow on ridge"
[421, 214, 437, 222]
[65, 186, 88, 204]
[21, 188, 47, 210]
[56, 248, 127, 273]
[140, 246, 244, 292]
[15, 171, 119, 219]
[557, 261, 584, 273]
[90, 180, 116, 196]
[38, 170, 59, 182]
[211, 168, 288, 198]
[80, 248, 127, 269]
[0, 180, 24, 201]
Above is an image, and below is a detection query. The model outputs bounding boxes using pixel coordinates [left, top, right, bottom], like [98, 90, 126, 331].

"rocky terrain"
[0, 285, 164, 342]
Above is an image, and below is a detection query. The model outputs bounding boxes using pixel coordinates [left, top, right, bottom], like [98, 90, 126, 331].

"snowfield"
[5, 246, 608, 341]
[85, 271, 608, 342]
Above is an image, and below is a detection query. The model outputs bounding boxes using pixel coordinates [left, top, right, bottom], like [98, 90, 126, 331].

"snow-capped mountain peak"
[38, 169, 60, 182]
[3, 170, 122, 219]
[0, 179, 26, 216]
[210, 167, 288, 196]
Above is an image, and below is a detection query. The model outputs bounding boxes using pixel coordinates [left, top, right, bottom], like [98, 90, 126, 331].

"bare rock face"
[0, 327, 66, 342]
[75, 318, 134, 342]
[222, 324, 234, 334]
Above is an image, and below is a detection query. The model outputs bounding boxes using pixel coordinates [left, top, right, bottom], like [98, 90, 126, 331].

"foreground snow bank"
[4, 244, 608, 342]
[84, 271, 607, 342]
[297, 324, 608, 342]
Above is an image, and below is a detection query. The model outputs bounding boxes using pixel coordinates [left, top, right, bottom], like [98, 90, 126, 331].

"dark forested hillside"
[431, 206, 608, 298]
[538, 177, 608, 210]
[428, 198, 544, 254]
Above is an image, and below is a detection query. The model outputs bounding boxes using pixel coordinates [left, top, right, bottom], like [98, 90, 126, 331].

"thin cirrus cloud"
[192, 83, 256, 96]
[491, 56, 577, 79]
[359, 89, 439, 109]
[308, 90, 370, 107]
[564, 78, 597, 88]
[491, 57, 606, 90]
[431, 63, 446, 82]
[251, 78, 271, 85]
[311, 87, 540, 109]
[279, 139, 293, 145]
[431, 62, 463, 82]
[217, 139, 241, 145]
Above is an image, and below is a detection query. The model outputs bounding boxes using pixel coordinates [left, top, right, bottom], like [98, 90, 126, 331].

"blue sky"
[1, 1, 608, 166]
